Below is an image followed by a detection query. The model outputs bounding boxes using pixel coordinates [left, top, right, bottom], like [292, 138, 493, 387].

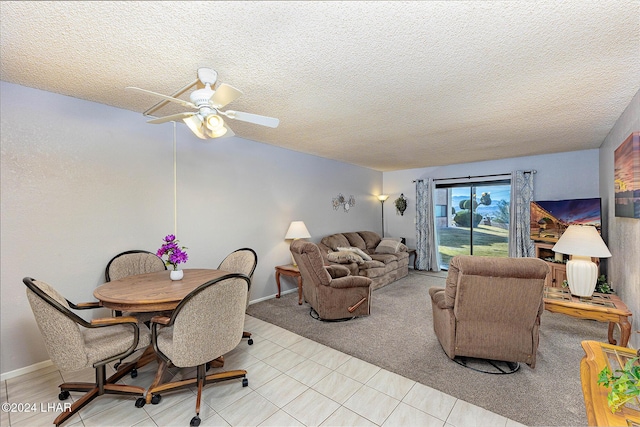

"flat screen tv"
[530, 197, 602, 242]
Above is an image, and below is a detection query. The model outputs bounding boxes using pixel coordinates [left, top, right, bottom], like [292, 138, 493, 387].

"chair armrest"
[428, 287, 451, 310]
[68, 301, 102, 310]
[150, 315, 172, 325]
[329, 276, 371, 289]
[325, 264, 351, 279]
[90, 315, 138, 326]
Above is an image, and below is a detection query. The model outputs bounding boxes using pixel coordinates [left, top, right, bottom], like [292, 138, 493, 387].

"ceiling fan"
[126, 68, 279, 139]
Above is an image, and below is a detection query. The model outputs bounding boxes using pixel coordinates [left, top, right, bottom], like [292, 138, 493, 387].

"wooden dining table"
[94, 268, 231, 312]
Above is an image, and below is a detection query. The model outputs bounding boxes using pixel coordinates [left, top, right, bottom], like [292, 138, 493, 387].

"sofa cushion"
[370, 253, 400, 264]
[375, 238, 403, 254]
[328, 251, 364, 265]
[337, 246, 372, 261]
[343, 232, 367, 250]
[321, 234, 351, 251]
[358, 231, 382, 250]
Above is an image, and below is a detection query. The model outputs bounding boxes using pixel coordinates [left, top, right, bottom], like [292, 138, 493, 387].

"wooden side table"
[275, 264, 303, 305]
[543, 287, 633, 347]
[407, 249, 417, 269]
[580, 340, 640, 426]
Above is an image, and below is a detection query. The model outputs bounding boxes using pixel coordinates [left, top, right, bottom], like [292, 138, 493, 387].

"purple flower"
[157, 234, 188, 270]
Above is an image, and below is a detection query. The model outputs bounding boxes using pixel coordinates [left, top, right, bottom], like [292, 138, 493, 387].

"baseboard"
[1, 359, 53, 381]
[249, 289, 297, 305]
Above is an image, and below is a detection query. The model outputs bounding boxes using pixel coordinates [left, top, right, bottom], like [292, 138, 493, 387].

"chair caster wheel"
[151, 394, 162, 405]
[248, 338, 253, 345]
[135, 397, 145, 408]
[190, 416, 201, 426]
[242, 378, 248, 387]
[130, 368, 138, 378]
[114, 362, 121, 370]
[58, 390, 70, 400]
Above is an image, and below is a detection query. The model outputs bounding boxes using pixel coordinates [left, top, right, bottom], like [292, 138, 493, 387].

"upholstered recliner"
[290, 240, 372, 320]
[428, 255, 550, 368]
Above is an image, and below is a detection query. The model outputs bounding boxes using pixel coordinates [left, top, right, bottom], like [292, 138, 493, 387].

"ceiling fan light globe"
[206, 114, 224, 131]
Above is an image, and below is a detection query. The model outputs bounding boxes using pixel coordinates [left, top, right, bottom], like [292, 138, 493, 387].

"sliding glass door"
[435, 180, 511, 269]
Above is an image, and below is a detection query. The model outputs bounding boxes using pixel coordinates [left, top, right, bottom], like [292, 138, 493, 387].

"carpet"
[247, 270, 613, 426]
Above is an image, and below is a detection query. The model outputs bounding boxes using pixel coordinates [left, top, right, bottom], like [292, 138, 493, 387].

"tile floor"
[1, 315, 525, 427]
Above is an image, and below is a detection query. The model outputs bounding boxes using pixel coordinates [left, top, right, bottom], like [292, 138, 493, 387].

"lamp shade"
[378, 194, 389, 202]
[552, 225, 611, 258]
[285, 221, 311, 239]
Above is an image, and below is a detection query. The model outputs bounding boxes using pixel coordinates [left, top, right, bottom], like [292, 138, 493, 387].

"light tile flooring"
[1, 316, 525, 427]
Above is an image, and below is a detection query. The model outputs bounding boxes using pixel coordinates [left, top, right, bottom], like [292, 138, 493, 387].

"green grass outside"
[438, 224, 509, 268]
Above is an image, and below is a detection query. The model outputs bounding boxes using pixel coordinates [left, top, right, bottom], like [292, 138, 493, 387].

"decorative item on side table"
[377, 195, 389, 237]
[284, 221, 311, 266]
[552, 225, 611, 297]
[394, 193, 407, 216]
[597, 353, 640, 414]
[157, 234, 189, 281]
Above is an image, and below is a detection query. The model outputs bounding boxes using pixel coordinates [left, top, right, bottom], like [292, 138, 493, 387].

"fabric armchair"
[290, 239, 372, 320]
[429, 255, 549, 368]
[24, 277, 150, 426]
[142, 273, 251, 427]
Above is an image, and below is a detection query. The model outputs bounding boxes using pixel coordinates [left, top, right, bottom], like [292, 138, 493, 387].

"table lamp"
[378, 195, 389, 237]
[285, 221, 311, 265]
[552, 225, 611, 297]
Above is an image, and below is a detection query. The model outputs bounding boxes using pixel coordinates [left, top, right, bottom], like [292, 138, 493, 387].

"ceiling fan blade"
[210, 83, 243, 109]
[221, 110, 280, 128]
[147, 112, 195, 124]
[126, 87, 195, 109]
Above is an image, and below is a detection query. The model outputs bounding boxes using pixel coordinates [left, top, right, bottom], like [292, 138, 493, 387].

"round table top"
[94, 268, 230, 312]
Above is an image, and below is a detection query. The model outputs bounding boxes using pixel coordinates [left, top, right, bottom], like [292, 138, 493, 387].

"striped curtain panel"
[509, 170, 535, 257]
[415, 178, 440, 271]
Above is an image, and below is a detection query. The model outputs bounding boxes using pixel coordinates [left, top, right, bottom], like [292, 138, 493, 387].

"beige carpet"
[247, 270, 612, 426]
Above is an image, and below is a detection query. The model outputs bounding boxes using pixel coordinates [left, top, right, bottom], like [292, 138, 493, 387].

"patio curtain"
[415, 178, 440, 271]
[508, 170, 535, 258]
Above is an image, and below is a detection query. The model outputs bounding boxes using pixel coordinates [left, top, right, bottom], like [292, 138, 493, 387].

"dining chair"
[24, 277, 151, 427]
[105, 249, 167, 320]
[141, 273, 251, 427]
[217, 248, 258, 345]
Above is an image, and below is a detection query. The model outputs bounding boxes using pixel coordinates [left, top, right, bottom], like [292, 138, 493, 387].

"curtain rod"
[413, 170, 536, 183]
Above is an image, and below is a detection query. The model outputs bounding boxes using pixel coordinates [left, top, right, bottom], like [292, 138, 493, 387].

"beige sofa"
[317, 231, 409, 290]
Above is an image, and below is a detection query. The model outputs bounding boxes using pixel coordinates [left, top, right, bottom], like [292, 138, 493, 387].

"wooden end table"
[543, 287, 633, 347]
[275, 264, 303, 305]
[580, 340, 640, 426]
[407, 249, 417, 269]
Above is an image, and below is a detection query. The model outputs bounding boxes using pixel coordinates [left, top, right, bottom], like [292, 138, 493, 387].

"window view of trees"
[435, 182, 510, 269]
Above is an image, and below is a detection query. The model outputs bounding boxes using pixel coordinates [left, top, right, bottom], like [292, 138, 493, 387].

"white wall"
[0, 82, 382, 374]
[599, 89, 640, 349]
[382, 150, 600, 249]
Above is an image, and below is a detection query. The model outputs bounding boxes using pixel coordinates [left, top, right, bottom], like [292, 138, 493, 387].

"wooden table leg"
[297, 276, 303, 305]
[609, 316, 632, 347]
[275, 270, 281, 298]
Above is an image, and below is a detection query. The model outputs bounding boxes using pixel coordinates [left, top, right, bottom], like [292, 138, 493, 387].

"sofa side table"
[407, 249, 417, 270]
[275, 264, 303, 305]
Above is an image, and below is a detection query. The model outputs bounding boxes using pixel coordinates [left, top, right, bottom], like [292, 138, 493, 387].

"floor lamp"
[378, 195, 389, 237]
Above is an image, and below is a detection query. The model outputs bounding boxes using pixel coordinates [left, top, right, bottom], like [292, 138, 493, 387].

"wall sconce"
[552, 225, 612, 297]
[378, 195, 389, 237]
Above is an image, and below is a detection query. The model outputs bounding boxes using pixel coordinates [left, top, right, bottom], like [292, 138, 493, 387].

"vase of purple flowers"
[157, 234, 188, 281]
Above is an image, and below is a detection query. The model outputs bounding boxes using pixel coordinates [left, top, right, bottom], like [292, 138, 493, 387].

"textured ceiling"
[1, 1, 639, 171]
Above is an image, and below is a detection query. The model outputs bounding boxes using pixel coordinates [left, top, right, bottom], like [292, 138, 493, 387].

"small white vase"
[170, 270, 184, 281]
